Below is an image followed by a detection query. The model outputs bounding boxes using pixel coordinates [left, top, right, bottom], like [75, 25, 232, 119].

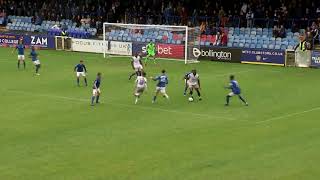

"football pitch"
[1, 47, 320, 180]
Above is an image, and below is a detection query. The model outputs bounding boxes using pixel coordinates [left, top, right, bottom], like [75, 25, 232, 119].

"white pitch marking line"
[7, 90, 235, 121]
[256, 107, 320, 124]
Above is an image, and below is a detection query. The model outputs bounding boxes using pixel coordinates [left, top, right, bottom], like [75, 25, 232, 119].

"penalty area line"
[256, 106, 320, 124]
[6, 90, 235, 121]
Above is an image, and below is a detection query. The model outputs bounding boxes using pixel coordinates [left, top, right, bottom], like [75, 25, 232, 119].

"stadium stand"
[0, 0, 319, 49]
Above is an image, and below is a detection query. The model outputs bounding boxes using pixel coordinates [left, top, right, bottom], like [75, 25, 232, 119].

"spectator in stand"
[180, 7, 188, 25]
[311, 22, 319, 44]
[1, 0, 320, 39]
[278, 25, 286, 38]
[218, 6, 225, 21]
[291, 22, 300, 33]
[273, 25, 279, 37]
[221, 31, 228, 46]
[214, 31, 222, 46]
[317, 7, 320, 17]
[200, 21, 206, 34]
[246, 9, 254, 28]
[240, 2, 248, 17]
[305, 28, 314, 49]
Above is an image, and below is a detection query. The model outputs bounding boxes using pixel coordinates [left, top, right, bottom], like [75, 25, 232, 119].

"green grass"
[0, 47, 320, 180]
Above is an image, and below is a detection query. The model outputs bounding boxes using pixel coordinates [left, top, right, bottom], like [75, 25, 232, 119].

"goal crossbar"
[103, 22, 197, 64]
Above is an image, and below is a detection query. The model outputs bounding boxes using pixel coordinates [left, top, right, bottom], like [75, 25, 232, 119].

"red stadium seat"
[162, 35, 168, 41]
[173, 34, 179, 40]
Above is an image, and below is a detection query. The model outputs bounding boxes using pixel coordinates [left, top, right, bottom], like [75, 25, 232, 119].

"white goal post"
[103, 22, 199, 64]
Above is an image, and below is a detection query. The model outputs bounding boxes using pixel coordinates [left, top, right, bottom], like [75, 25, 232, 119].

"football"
[188, 97, 194, 102]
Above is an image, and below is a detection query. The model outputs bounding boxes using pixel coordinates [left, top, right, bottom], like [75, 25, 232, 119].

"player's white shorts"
[93, 88, 101, 95]
[76, 72, 86, 77]
[33, 60, 40, 65]
[188, 83, 199, 89]
[156, 86, 166, 94]
[135, 87, 146, 96]
[229, 92, 239, 96]
[18, 55, 25, 60]
[134, 65, 143, 72]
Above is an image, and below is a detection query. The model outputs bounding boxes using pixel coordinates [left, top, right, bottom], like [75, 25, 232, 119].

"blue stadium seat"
[280, 45, 287, 50]
[281, 41, 289, 46]
[287, 45, 294, 50]
[268, 44, 275, 49]
[275, 40, 282, 45]
[263, 43, 269, 49]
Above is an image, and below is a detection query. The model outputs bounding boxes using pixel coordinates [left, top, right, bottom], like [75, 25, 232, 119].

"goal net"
[103, 23, 199, 64]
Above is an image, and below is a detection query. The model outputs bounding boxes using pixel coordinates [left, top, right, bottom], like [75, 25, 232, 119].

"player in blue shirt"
[29, 46, 41, 75]
[152, 69, 169, 103]
[74, 60, 88, 86]
[183, 72, 191, 96]
[225, 75, 248, 106]
[12, 40, 26, 69]
[91, 72, 102, 106]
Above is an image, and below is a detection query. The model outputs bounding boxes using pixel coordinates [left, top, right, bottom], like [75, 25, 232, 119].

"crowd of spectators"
[0, 0, 319, 41]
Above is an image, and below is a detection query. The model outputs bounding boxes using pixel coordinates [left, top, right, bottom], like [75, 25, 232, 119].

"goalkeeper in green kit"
[144, 41, 156, 66]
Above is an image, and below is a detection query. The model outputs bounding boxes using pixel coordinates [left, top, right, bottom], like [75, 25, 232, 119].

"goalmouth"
[103, 22, 200, 64]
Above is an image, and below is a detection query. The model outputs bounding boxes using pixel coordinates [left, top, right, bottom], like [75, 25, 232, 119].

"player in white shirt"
[187, 69, 202, 101]
[134, 72, 148, 104]
[129, 53, 144, 80]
